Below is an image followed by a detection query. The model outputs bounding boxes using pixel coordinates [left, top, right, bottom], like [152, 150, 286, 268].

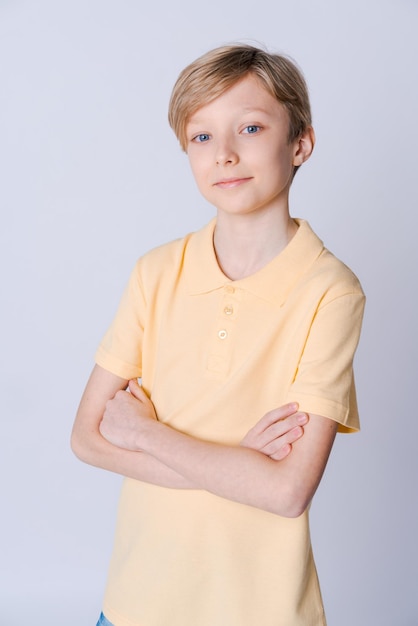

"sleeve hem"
[95, 346, 142, 381]
[284, 391, 360, 434]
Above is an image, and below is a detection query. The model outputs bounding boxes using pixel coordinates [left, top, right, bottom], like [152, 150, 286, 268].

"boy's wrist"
[135, 418, 166, 455]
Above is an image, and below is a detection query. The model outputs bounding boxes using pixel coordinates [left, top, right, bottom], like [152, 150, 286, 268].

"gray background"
[1, 0, 417, 624]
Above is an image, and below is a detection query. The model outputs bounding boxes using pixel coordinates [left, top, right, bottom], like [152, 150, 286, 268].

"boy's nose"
[215, 140, 239, 166]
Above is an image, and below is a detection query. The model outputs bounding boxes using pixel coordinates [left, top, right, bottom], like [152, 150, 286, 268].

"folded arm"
[94, 368, 337, 517]
[140, 412, 337, 517]
[71, 365, 307, 493]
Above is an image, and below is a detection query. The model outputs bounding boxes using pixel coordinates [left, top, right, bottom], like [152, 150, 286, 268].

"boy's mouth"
[214, 177, 252, 189]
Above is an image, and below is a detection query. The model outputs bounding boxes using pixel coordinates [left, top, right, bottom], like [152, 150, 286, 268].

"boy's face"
[185, 74, 312, 219]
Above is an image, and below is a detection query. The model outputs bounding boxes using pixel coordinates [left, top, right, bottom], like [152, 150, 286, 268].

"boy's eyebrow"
[240, 105, 274, 115]
[188, 105, 276, 126]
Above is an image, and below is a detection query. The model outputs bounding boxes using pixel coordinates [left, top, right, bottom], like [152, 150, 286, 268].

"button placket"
[206, 286, 241, 375]
[215, 285, 241, 342]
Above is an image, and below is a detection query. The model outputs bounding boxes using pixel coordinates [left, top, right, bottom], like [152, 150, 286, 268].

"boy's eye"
[193, 133, 210, 143]
[243, 125, 261, 134]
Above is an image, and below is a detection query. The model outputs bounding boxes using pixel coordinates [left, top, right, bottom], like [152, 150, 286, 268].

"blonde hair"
[168, 43, 312, 151]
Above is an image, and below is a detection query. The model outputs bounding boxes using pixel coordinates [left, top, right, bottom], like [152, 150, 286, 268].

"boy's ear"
[292, 126, 315, 166]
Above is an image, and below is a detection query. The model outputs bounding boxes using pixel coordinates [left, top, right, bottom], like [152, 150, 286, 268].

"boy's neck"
[213, 210, 298, 281]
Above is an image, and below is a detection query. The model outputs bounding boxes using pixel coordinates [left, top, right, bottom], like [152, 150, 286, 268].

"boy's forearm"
[71, 430, 198, 488]
[90, 412, 333, 517]
[132, 417, 331, 518]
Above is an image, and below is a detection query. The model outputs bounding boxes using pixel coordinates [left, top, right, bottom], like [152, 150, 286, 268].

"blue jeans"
[96, 612, 115, 626]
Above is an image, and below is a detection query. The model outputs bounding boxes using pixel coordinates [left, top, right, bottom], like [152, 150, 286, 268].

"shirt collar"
[184, 218, 325, 306]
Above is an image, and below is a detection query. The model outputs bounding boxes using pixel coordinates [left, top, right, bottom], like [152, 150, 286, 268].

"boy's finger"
[128, 379, 148, 402]
[297, 413, 309, 426]
[262, 425, 304, 457]
[256, 402, 299, 431]
[270, 443, 292, 461]
[261, 412, 308, 440]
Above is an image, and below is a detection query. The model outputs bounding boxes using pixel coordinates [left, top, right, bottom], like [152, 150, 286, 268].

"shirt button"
[218, 329, 228, 340]
[224, 305, 233, 316]
[225, 285, 235, 294]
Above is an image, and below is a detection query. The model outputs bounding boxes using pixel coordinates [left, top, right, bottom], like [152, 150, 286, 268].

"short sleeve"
[95, 260, 145, 380]
[285, 291, 365, 433]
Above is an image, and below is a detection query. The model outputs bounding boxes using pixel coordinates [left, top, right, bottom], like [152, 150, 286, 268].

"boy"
[72, 44, 365, 626]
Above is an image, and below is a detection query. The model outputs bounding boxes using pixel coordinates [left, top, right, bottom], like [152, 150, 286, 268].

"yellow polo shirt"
[95, 218, 365, 626]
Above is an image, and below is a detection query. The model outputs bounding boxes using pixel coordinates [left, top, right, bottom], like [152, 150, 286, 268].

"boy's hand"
[99, 379, 157, 451]
[240, 403, 308, 460]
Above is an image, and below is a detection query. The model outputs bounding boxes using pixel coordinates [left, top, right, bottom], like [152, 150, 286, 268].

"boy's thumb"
[128, 378, 147, 401]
